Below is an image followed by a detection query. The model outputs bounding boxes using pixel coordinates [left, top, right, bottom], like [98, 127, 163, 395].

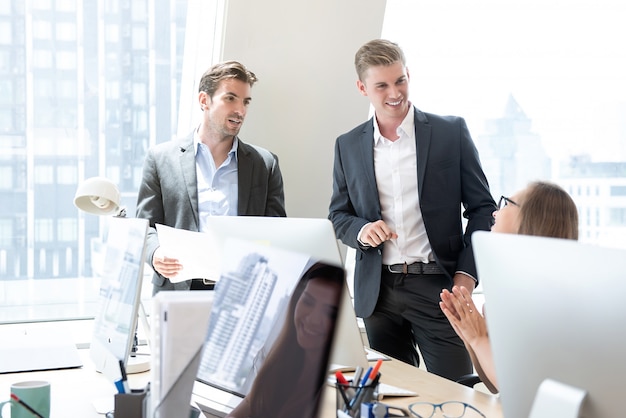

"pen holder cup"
[336, 381, 379, 418]
[114, 387, 149, 418]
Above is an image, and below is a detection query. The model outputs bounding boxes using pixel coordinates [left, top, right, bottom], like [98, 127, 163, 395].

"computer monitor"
[89, 216, 148, 384]
[150, 291, 214, 418]
[194, 238, 345, 418]
[473, 231, 626, 418]
[191, 217, 367, 417]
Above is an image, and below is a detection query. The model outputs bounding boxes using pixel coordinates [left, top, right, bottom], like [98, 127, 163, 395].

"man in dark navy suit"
[329, 39, 496, 381]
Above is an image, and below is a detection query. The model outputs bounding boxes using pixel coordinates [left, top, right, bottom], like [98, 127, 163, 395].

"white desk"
[0, 350, 150, 417]
[0, 349, 501, 418]
[321, 358, 502, 418]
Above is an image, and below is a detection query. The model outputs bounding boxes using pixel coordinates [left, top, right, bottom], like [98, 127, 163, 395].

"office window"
[0, 21, 11, 44]
[0, 167, 11, 189]
[34, 165, 54, 184]
[132, 27, 147, 49]
[0, 110, 11, 132]
[0, 220, 11, 246]
[385, 0, 626, 249]
[611, 186, 626, 196]
[57, 218, 77, 242]
[32, 20, 52, 40]
[105, 0, 120, 14]
[106, 81, 120, 100]
[56, 22, 77, 42]
[0, 50, 9, 72]
[0, 250, 6, 275]
[33, 0, 52, 10]
[57, 165, 77, 184]
[131, 0, 147, 21]
[57, 79, 77, 100]
[35, 219, 54, 242]
[609, 208, 626, 226]
[0, 79, 11, 105]
[56, 0, 76, 13]
[133, 109, 148, 132]
[105, 23, 120, 43]
[132, 83, 147, 106]
[32, 50, 53, 69]
[56, 51, 76, 70]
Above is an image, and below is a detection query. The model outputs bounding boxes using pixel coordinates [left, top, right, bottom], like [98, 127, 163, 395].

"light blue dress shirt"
[195, 135, 239, 232]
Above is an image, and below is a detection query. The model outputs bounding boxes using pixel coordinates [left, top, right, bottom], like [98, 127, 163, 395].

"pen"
[353, 366, 364, 384]
[348, 366, 374, 410]
[366, 359, 383, 385]
[336, 381, 352, 412]
[335, 370, 350, 386]
[360, 366, 373, 387]
[10, 393, 44, 418]
[116, 359, 130, 394]
[335, 370, 356, 398]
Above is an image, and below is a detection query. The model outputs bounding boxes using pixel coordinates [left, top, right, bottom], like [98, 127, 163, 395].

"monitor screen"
[196, 238, 345, 418]
[89, 217, 148, 383]
[473, 231, 626, 418]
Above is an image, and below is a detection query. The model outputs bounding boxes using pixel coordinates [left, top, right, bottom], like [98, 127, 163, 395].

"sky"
[382, 0, 626, 162]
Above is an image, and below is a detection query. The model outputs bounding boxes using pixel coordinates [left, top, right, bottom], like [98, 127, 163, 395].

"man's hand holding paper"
[152, 247, 183, 279]
[155, 224, 221, 283]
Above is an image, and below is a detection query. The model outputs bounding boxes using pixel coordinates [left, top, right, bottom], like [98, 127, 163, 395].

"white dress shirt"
[372, 105, 434, 265]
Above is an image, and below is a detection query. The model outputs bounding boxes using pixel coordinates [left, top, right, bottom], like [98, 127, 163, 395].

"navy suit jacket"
[329, 108, 495, 318]
[136, 132, 286, 291]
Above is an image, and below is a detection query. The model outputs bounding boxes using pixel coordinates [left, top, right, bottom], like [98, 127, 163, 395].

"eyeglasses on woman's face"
[497, 195, 519, 210]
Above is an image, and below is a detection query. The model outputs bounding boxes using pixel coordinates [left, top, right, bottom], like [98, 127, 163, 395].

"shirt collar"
[193, 127, 239, 160]
[373, 103, 415, 144]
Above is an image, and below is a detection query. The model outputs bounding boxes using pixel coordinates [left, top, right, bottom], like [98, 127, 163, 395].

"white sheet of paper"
[155, 224, 221, 283]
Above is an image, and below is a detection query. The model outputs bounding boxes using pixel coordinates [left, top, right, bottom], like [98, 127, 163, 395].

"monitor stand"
[126, 301, 151, 374]
[528, 378, 587, 418]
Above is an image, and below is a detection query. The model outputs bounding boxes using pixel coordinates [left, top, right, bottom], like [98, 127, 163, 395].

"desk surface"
[0, 349, 151, 417]
[0, 350, 501, 418]
[321, 359, 501, 417]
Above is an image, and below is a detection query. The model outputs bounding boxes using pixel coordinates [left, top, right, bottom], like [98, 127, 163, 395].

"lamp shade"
[74, 176, 122, 216]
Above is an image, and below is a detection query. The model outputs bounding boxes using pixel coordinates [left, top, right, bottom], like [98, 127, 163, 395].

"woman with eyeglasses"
[439, 181, 578, 393]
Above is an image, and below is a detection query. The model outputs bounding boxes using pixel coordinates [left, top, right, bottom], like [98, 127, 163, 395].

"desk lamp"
[74, 176, 150, 374]
[74, 176, 126, 217]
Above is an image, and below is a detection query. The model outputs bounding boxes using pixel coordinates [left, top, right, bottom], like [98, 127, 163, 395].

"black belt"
[384, 262, 443, 275]
[190, 278, 216, 290]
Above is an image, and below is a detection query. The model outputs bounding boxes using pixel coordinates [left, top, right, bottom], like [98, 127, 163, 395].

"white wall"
[220, 0, 387, 218]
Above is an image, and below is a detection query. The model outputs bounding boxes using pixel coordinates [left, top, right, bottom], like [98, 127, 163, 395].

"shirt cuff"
[357, 223, 371, 248]
[454, 270, 478, 284]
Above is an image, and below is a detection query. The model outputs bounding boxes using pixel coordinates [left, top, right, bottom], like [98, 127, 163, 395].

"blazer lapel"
[236, 138, 252, 215]
[179, 134, 199, 228]
[359, 119, 378, 196]
[414, 109, 431, 200]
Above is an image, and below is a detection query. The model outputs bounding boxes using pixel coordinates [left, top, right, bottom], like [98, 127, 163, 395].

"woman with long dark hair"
[227, 262, 344, 418]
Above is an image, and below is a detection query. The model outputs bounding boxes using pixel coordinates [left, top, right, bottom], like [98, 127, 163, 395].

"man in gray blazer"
[329, 40, 496, 381]
[136, 61, 286, 294]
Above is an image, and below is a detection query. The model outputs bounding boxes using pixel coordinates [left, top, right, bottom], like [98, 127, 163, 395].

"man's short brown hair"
[354, 39, 406, 82]
[198, 60, 258, 97]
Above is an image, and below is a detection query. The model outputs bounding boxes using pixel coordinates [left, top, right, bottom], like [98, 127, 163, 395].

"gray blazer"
[329, 108, 496, 318]
[136, 132, 286, 291]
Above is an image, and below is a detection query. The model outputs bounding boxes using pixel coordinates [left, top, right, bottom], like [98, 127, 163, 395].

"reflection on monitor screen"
[196, 239, 344, 418]
[192, 217, 367, 417]
[198, 240, 312, 395]
[89, 217, 148, 383]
